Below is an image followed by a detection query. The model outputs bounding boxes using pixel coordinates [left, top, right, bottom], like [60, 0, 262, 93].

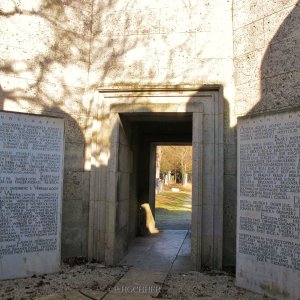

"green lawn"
[155, 188, 192, 230]
[156, 191, 191, 211]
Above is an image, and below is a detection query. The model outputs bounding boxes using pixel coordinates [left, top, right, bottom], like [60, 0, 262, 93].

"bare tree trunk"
[183, 173, 188, 186]
[156, 146, 162, 179]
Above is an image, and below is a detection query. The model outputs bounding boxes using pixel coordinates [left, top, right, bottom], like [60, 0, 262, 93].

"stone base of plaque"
[0, 252, 60, 280]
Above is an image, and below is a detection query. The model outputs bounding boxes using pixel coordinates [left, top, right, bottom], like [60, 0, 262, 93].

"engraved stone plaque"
[237, 111, 300, 300]
[0, 112, 64, 280]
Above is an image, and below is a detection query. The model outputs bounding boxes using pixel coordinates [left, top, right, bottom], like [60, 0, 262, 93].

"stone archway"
[88, 86, 224, 270]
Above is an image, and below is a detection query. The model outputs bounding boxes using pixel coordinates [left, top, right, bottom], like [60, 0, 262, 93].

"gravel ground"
[0, 263, 272, 300]
[158, 271, 271, 300]
[0, 261, 129, 300]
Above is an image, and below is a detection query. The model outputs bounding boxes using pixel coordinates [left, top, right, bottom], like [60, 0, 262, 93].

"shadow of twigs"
[0, 1, 232, 262]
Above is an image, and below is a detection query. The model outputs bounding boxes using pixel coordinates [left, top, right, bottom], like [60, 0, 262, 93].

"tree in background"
[158, 146, 192, 185]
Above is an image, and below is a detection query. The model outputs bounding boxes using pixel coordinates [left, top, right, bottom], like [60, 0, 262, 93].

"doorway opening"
[119, 112, 193, 239]
[88, 87, 224, 270]
[119, 117, 194, 272]
[155, 145, 192, 231]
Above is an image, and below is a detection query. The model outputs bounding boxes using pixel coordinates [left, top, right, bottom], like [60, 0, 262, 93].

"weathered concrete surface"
[106, 230, 190, 299]
[233, 0, 300, 116]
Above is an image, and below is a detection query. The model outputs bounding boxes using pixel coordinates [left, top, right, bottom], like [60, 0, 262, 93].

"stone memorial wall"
[236, 111, 300, 300]
[0, 112, 64, 280]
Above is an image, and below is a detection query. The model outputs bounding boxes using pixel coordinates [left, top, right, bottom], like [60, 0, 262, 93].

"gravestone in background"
[0, 112, 64, 280]
[237, 111, 300, 300]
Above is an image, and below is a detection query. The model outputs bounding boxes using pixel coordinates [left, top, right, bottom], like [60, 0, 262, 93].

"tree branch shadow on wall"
[0, 0, 141, 114]
[0, 0, 193, 259]
[3, 0, 298, 268]
[0, 0, 233, 263]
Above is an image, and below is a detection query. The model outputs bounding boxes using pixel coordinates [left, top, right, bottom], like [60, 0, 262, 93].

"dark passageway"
[119, 113, 192, 233]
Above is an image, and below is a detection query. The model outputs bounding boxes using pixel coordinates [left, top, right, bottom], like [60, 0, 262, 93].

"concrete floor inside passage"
[104, 230, 192, 299]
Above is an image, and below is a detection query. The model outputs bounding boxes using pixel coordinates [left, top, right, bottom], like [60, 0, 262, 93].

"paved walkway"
[38, 230, 191, 300]
[155, 209, 191, 229]
[105, 230, 191, 299]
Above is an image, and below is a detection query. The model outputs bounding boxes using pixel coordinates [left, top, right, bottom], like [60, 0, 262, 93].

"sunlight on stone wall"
[231, 0, 300, 268]
[233, 0, 299, 116]
[0, 0, 235, 259]
[0, 0, 236, 165]
[88, 0, 235, 125]
[0, 0, 94, 257]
